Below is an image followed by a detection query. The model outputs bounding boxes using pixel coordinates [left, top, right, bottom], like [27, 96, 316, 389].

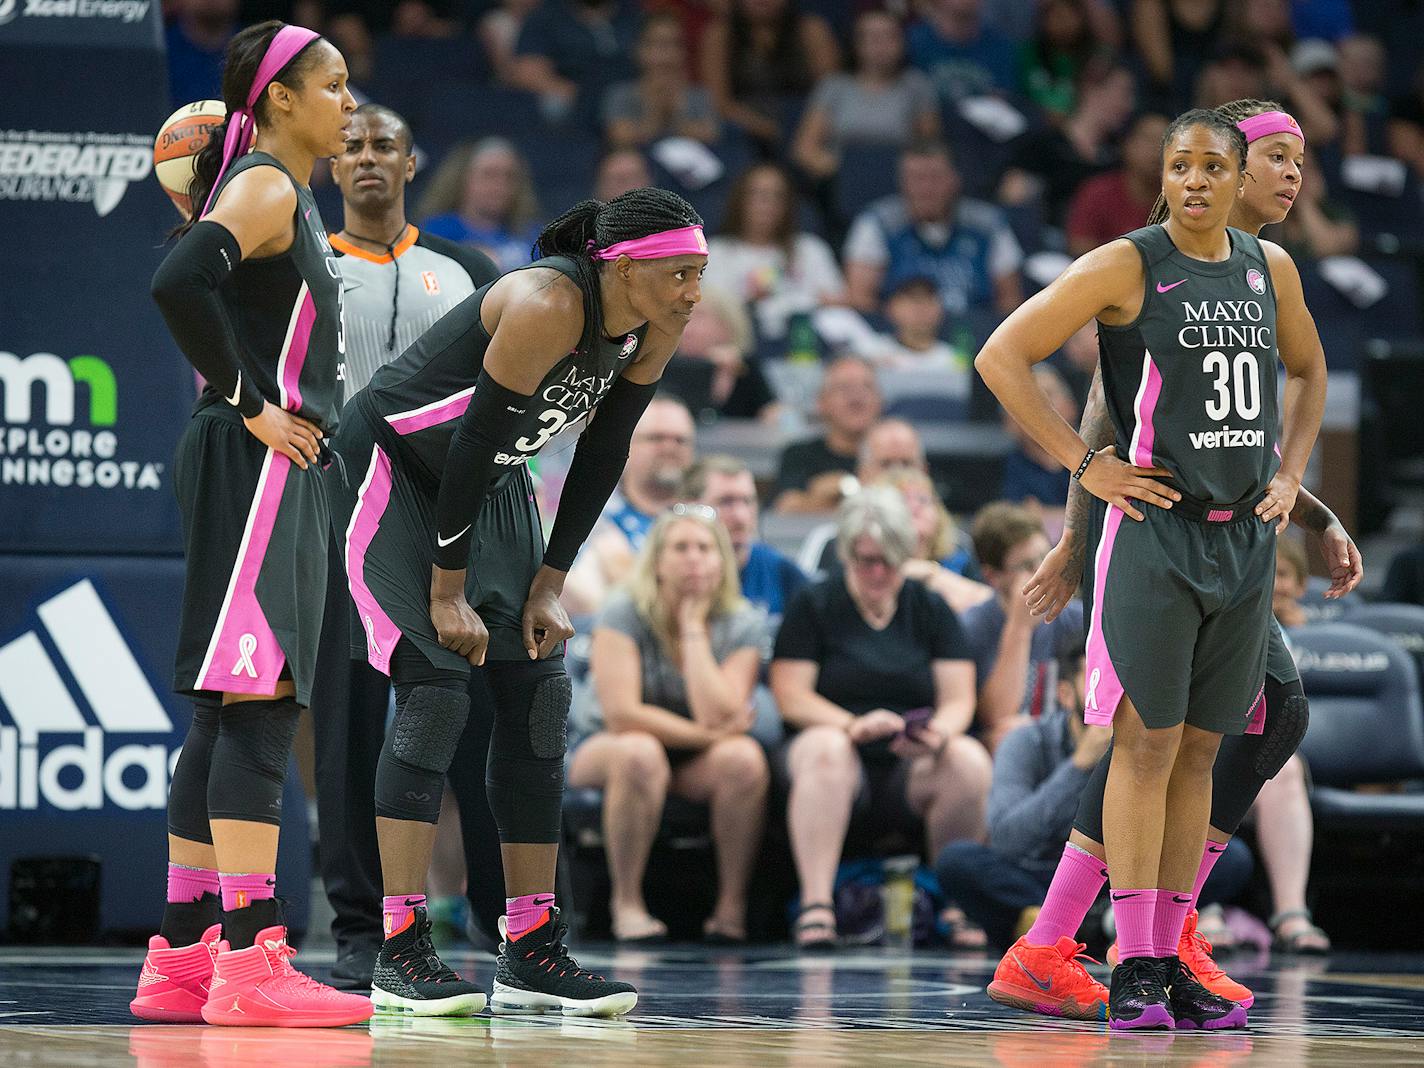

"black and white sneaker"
[490, 907, 637, 1018]
[370, 906, 486, 1017]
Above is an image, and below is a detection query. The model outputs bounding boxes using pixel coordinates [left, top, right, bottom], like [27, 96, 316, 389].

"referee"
[314, 102, 502, 990]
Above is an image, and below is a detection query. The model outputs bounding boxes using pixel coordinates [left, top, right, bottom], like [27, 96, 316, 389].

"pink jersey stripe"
[344, 444, 402, 675]
[385, 386, 475, 436]
[195, 450, 291, 694]
[276, 283, 315, 413]
[1244, 683, 1266, 735]
[1131, 350, 1163, 468]
[1083, 505, 1128, 727]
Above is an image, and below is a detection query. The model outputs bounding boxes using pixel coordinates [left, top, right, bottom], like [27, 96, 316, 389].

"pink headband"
[1237, 111, 1305, 149]
[200, 25, 321, 218]
[590, 225, 708, 261]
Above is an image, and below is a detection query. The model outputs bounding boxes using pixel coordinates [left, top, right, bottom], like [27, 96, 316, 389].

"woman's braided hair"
[534, 188, 702, 352]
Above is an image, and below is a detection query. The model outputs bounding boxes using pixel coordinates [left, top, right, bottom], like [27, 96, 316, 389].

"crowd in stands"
[161, 0, 1424, 950]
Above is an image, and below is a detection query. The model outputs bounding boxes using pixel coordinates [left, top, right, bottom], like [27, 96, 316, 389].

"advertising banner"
[0, 3, 194, 553]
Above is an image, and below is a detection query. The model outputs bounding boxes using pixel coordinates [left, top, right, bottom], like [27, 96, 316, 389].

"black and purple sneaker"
[1109, 957, 1174, 1031]
[1164, 956, 1248, 1030]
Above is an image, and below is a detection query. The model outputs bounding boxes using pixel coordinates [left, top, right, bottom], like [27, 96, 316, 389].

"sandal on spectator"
[795, 903, 837, 951]
[1270, 909, 1331, 955]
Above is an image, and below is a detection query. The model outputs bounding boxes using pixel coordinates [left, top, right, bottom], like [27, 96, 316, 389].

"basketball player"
[132, 23, 372, 1027]
[328, 187, 706, 1016]
[313, 102, 503, 992]
[975, 109, 1327, 1029]
[989, 101, 1361, 1022]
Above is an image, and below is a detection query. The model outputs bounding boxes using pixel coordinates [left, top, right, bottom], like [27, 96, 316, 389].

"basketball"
[153, 100, 226, 217]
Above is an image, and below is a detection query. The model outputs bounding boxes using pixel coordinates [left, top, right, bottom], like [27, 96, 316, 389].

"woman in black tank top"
[974, 109, 1327, 1028]
[137, 22, 371, 1028]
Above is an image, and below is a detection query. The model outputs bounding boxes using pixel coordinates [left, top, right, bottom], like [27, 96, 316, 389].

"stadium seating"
[1345, 602, 1424, 690]
[1294, 622, 1424, 832]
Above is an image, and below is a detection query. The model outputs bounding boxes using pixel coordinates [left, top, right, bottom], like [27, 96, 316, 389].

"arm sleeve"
[542, 375, 659, 572]
[986, 725, 1092, 856]
[433, 370, 538, 570]
[771, 584, 822, 661]
[150, 220, 264, 418]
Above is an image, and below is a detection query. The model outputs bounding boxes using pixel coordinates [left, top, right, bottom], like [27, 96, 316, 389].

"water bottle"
[882, 855, 917, 951]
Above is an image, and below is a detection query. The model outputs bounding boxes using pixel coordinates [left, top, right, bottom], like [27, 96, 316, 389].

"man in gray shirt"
[314, 103, 500, 990]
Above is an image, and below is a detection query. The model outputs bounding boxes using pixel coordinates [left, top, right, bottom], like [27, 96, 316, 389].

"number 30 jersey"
[1097, 225, 1280, 504]
[359, 255, 647, 486]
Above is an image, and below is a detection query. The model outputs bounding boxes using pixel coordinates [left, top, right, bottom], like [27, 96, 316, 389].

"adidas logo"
[0, 579, 177, 811]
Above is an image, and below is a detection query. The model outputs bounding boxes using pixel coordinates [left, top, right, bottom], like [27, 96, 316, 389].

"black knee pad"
[375, 684, 469, 822]
[1255, 687, 1309, 781]
[486, 661, 571, 844]
[168, 698, 221, 843]
[207, 698, 301, 826]
[1070, 740, 1112, 844]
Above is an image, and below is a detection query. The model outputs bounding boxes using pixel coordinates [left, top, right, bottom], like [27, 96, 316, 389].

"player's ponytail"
[1147, 99, 1283, 228]
[534, 188, 702, 353]
[175, 20, 322, 237]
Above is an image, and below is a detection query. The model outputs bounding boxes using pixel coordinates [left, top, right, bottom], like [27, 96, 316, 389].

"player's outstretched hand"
[1255, 472, 1301, 533]
[522, 586, 574, 660]
[1077, 449, 1180, 521]
[1024, 534, 1083, 622]
[431, 594, 489, 666]
[244, 401, 322, 469]
[1319, 522, 1364, 598]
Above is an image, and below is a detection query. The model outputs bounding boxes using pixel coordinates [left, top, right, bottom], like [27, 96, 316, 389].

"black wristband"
[1072, 448, 1095, 482]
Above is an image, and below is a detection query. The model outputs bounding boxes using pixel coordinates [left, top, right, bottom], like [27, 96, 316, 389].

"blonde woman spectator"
[704, 163, 847, 342]
[792, 10, 940, 180]
[880, 468, 993, 616]
[771, 488, 990, 949]
[419, 138, 541, 271]
[570, 506, 769, 943]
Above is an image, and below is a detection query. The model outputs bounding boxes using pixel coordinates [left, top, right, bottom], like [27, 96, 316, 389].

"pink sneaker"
[131, 924, 222, 1023]
[202, 925, 374, 1028]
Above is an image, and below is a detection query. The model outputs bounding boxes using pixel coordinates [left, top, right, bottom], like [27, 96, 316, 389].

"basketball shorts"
[172, 405, 330, 706]
[327, 403, 552, 680]
[1082, 493, 1274, 735]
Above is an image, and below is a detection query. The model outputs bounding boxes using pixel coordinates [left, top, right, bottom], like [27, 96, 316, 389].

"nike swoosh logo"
[1111, 892, 1141, 900]
[1207, 845, 1226, 854]
[225, 371, 243, 407]
[1156, 279, 1187, 293]
[1012, 953, 1054, 991]
[436, 525, 471, 548]
[1173, 895, 1191, 904]
[404, 898, 423, 907]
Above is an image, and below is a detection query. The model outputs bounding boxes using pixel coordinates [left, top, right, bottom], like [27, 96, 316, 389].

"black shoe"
[370, 906, 486, 1017]
[490, 906, 637, 1018]
[1108, 956, 1174, 1031]
[1164, 955, 1248, 1030]
[330, 943, 378, 991]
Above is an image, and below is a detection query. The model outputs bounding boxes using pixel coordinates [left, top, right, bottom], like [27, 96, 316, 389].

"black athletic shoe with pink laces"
[490, 906, 637, 1018]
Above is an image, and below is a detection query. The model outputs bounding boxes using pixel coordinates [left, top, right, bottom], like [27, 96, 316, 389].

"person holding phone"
[770, 487, 987, 950]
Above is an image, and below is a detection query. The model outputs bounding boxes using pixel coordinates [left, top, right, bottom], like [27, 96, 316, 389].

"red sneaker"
[1178, 910, 1254, 1008]
[201, 925, 374, 1028]
[130, 924, 221, 1023]
[987, 935, 1109, 1021]
[1107, 910, 1253, 1007]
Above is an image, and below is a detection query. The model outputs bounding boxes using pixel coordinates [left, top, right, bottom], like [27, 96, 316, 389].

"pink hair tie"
[591, 225, 708, 261]
[1237, 111, 1305, 149]
[200, 25, 322, 218]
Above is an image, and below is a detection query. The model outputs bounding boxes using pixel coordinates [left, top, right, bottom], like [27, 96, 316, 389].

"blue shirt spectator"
[418, 138, 542, 273]
[908, 0, 1019, 101]
[740, 542, 807, 619]
[843, 143, 1022, 318]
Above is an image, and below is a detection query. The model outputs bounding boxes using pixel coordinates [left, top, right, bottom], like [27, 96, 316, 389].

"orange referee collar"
[329, 225, 419, 263]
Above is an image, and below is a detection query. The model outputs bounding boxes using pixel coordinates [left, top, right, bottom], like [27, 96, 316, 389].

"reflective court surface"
[3, 943, 1424, 1066]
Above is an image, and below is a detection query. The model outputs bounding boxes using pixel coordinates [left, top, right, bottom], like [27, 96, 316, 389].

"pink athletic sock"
[1110, 888, 1157, 960]
[167, 863, 220, 904]
[383, 893, 426, 938]
[219, 871, 275, 913]
[1025, 843, 1109, 945]
[1153, 888, 1193, 956]
[1190, 840, 1228, 906]
[505, 893, 555, 941]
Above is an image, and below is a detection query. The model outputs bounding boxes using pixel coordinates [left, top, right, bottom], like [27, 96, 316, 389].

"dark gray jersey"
[331, 228, 498, 398]
[1097, 225, 1280, 504]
